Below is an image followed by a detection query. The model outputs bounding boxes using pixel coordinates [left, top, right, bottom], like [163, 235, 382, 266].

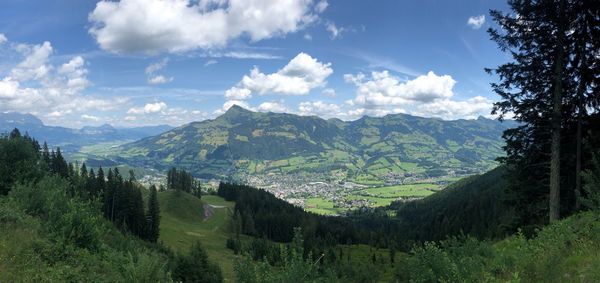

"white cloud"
[225, 87, 252, 100]
[345, 70, 493, 120]
[88, 0, 323, 54]
[0, 40, 119, 126]
[145, 58, 169, 74]
[345, 70, 455, 107]
[297, 101, 340, 118]
[124, 116, 137, 121]
[127, 101, 167, 114]
[0, 33, 7, 45]
[0, 78, 19, 99]
[304, 33, 312, 41]
[81, 114, 100, 121]
[204, 59, 218, 66]
[258, 101, 289, 113]
[414, 96, 493, 120]
[224, 52, 332, 99]
[467, 15, 486, 29]
[10, 41, 53, 81]
[315, 0, 328, 13]
[148, 75, 174, 85]
[215, 100, 254, 115]
[145, 58, 173, 84]
[322, 88, 336, 97]
[325, 21, 346, 39]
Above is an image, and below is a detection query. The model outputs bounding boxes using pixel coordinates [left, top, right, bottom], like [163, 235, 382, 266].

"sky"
[0, 0, 511, 128]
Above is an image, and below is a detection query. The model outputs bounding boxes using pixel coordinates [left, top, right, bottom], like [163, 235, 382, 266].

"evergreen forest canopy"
[1, 0, 600, 282]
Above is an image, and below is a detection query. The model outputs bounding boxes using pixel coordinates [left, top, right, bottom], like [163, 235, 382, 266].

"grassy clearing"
[364, 183, 438, 198]
[305, 197, 341, 215]
[158, 191, 238, 282]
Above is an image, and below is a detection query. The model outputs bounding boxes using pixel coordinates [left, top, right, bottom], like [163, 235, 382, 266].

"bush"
[173, 241, 223, 283]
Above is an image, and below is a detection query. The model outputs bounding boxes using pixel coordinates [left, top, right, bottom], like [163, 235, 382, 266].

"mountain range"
[113, 105, 517, 183]
[0, 112, 173, 152]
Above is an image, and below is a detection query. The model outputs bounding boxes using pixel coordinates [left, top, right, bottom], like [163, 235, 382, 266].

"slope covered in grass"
[157, 190, 238, 281]
[400, 211, 600, 282]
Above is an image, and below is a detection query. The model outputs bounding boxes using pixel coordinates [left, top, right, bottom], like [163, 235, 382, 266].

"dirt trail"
[203, 204, 227, 221]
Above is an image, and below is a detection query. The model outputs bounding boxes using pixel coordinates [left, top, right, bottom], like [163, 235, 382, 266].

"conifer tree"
[147, 184, 161, 242]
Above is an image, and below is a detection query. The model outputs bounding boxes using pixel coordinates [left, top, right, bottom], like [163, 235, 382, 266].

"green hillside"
[157, 191, 239, 281]
[112, 106, 516, 183]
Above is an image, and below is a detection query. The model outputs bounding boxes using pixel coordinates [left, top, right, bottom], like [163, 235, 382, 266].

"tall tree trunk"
[575, 116, 582, 210]
[549, 0, 566, 223]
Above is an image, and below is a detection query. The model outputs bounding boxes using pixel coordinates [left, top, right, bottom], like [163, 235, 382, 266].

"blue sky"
[0, 0, 509, 127]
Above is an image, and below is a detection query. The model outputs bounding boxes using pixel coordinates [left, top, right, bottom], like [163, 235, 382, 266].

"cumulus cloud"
[224, 52, 332, 100]
[257, 101, 289, 113]
[0, 40, 119, 126]
[225, 87, 252, 100]
[88, 0, 323, 54]
[0, 33, 7, 45]
[345, 70, 455, 107]
[414, 96, 493, 120]
[344, 70, 492, 120]
[467, 15, 486, 29]
[127, 101, 167, 114]
[297, 101, 340, 118]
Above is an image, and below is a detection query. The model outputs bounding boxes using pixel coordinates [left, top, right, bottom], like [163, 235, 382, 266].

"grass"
[363, 183, 439, 198]
[158, 191, 238, 282]
[305, 197, 342, 215]
[342, 183, 439, 208]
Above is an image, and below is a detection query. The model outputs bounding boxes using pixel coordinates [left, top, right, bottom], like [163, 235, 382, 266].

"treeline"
[167, 167, 201, 197]
[2, 128, 160, 242]
[218, 182, 401, 251]
[0, 128, 223, 282]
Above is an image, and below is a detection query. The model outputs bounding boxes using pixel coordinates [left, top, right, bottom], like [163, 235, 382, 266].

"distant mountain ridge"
[115, 105, 517, 183]
[0, 112, 173, 151]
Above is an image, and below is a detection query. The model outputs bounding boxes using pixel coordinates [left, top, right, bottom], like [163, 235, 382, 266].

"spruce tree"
[147, 184, 161, 242]
[487, 0, 598, 225]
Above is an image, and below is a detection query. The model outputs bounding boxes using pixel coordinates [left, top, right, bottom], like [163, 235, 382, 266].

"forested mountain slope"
[117, 105, 516, 181]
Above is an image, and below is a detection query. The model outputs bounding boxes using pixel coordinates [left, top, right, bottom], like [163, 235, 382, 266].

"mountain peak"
[225, 105, 251, 114]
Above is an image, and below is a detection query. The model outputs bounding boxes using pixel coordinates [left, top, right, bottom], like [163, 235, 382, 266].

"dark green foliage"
[0, 132, 42, 195]
[582, 153, 600, 210]
[488, 0, 600, 227]
[146, 184, 160, 242]
[398, 212, 600, 282]
[167, 167, 201, 197]
[392, 167, 513, 244]
[234, 228, 335, 283]
[0, 128, 224, 282]
[173, 241, 223, 283]
[218, 182, 362, 248]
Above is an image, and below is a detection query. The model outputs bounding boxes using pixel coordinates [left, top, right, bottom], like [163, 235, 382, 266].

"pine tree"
[147, 184, 161, 242]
